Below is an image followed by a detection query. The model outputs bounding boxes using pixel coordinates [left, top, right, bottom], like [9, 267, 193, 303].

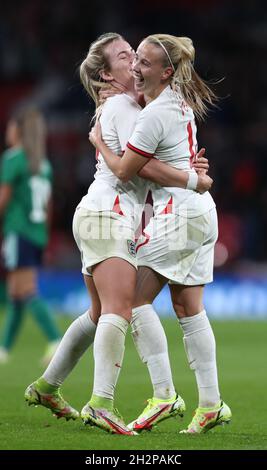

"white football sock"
[131, 304, 175, 400]
[179, 310, 220, 408]
[92, 313, 128, 400]
[43, 311, 96, 387]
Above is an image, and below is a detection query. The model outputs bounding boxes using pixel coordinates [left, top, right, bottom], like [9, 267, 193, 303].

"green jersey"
[0, 147, 52, 247]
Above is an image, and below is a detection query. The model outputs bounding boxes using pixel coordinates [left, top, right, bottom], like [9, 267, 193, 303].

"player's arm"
[89, 121, 148, 181]
[139, 148, 210, 191]
[89, 122, 212, 193]
[99, 85, 145, 108]
[0, 184, 12, 215]
[138, 158, 211, 193]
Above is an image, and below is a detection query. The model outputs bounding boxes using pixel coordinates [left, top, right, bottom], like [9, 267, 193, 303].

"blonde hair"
[144, 34, 218, 120]
[80, 33, 123, 119]
[14, 108, 46, 174]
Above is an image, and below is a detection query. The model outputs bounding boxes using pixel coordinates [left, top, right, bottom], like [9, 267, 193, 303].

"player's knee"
[100, 300, 132, 321]
[172, 301, 185, 317]
[113, 306, 132, 322]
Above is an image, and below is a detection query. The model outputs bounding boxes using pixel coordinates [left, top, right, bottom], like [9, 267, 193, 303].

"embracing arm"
[139, 148, 212, 192]
[138, 159, 188, 188]
[89, 122, 148, 182]
[89, 123, 212, 193]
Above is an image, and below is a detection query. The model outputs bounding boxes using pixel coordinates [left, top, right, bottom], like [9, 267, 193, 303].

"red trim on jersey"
[159, 196, 173, 215]
[136, 231, 150, 252]
[187, 122, 195, 168]
[112, 195, 124, 216]
[127, 142, 154, 158]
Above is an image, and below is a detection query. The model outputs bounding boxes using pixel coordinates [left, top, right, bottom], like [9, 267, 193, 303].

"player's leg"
[170, 283, 220, 407]
[0, 235, 28, 362]
[81, 257, 136, 435]
[36, 276, 99, 385]
[132, 267, 175, 399]
[0, 271, 25, 363]
[16, 267, 61, 365]
[25, 206, 102, 417]
[170, 283, 231, 433]
[25, 275, 100, 420]
[128, 266, 185, 432]
[1, 234, 61, 362]
[84, 274, 101, 323]
[42, 274, 99, 386]
[168, 208, 230, 432]
[1, 266, 61, 364]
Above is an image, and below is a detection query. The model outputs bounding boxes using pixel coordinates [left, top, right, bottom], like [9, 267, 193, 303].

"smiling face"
[132, 40, 173, 101]
[102, 38, 136, 91]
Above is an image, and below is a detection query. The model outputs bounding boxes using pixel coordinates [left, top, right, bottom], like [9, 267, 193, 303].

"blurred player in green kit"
[0, 108, 61, 365]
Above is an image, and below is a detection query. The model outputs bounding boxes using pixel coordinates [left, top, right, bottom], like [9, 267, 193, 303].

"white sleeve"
[127, 107, 163, 159]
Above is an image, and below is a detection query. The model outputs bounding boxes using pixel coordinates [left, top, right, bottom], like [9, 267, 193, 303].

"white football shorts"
[136, 207, 218, 285]
[73, 207, 137, 275]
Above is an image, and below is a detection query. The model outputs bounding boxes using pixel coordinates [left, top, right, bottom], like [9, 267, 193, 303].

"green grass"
[0, 314, 267, 450]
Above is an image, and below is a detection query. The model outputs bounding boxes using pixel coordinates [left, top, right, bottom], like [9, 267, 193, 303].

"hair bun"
[178, 37, 195, 62]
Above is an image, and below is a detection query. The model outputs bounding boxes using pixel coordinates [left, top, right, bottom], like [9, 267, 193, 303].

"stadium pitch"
[0, 315, 266, 451]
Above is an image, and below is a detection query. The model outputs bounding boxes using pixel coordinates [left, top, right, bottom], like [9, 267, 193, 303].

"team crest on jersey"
[127, 240, 136, 257]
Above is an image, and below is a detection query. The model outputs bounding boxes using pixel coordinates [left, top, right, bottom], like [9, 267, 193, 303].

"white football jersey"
[78, 94, 149, 229]
[128, 86, 215, 218]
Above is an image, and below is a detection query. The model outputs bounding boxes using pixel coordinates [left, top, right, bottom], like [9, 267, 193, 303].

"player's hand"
[192, 148, 209, 174]
[98, 83, 124, 104]
[89, 121, 102, 148]
[196, 173, 213, 194]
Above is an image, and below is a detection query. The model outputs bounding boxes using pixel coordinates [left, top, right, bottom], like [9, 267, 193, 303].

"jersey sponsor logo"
[127, 240, 136, 257]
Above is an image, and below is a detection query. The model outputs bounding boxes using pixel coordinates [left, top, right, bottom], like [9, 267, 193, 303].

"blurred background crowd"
[0, 0, 266, 317]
